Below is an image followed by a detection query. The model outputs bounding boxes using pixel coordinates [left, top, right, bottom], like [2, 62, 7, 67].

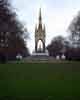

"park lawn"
[0, 62, 80, 100]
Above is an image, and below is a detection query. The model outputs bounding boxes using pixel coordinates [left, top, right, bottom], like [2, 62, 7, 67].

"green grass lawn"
[0, 62, 80, 100]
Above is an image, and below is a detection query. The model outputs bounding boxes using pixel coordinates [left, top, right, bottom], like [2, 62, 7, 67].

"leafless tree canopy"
[0, 0, 29, 60]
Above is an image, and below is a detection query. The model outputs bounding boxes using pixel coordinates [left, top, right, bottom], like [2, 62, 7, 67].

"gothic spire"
[38, 8, 42, 30]
[43, 24, 46, 33]
[39, 8, 42, 21]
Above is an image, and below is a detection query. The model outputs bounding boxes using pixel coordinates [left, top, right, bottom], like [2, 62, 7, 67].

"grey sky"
[11, 0, 80, 53]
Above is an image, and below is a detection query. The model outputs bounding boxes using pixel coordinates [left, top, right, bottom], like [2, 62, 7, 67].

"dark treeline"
[0, 0, 29, 62]
[47, 11, 80, 60]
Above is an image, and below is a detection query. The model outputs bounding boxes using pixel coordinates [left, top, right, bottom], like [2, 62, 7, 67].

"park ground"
[0, 62, 80, 100]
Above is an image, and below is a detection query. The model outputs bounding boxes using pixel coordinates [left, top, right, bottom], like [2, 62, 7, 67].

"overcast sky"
[11, 0, 80, 53]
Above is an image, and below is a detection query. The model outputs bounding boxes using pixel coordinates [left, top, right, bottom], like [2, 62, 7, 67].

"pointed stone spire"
[38, 8, 42, 30]
[39, 8, 42, 21]
[43, 24, 46, 33]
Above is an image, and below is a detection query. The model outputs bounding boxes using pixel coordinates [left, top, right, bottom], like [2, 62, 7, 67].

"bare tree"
[0, 0, 29, 61]
[47, 36, 65, 57]
[68, 11, 80, 48]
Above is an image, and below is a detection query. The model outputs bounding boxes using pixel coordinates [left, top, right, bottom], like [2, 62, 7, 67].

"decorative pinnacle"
[39, 8, 42, 21]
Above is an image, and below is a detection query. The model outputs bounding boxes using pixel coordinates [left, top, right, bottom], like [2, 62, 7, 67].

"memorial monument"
[33, 8, 48, 56]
